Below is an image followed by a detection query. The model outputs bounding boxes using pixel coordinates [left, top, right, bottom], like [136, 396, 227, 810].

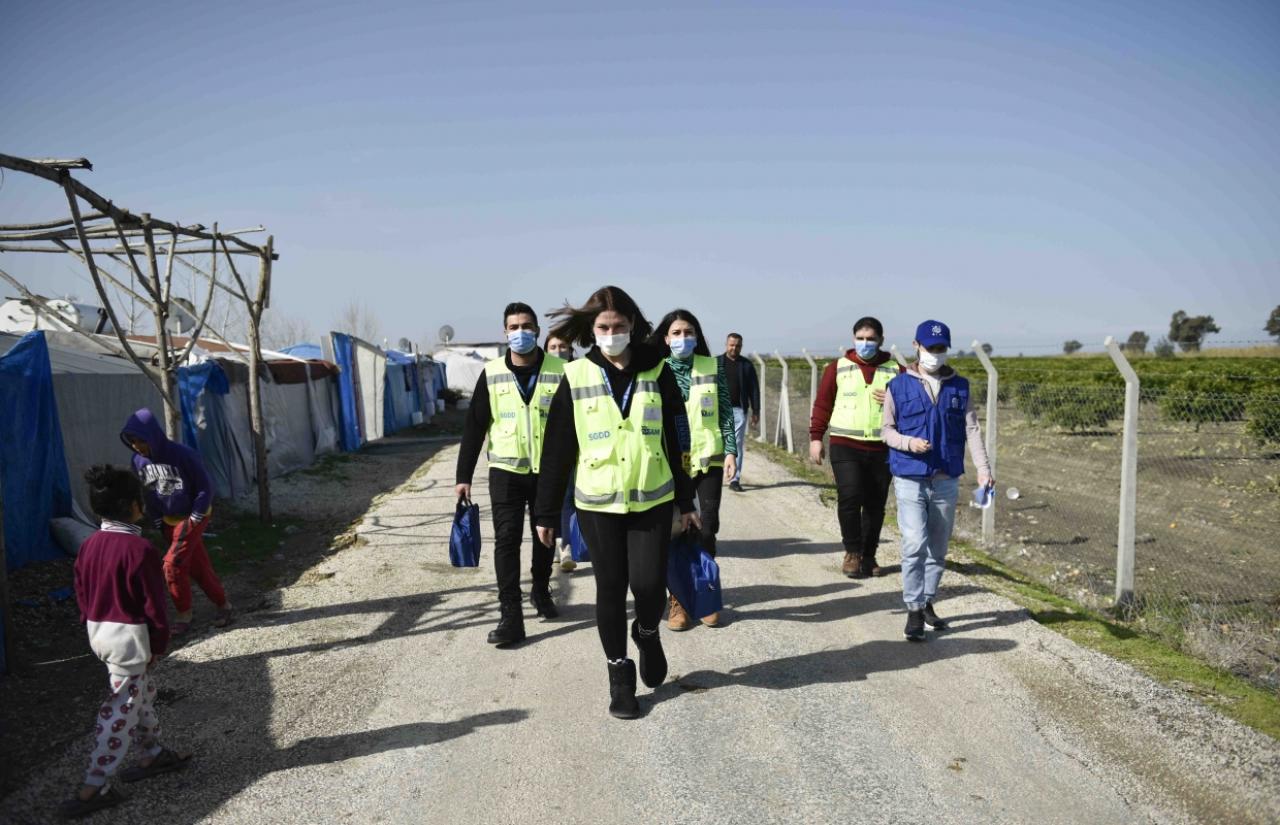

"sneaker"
[729, 481, 744, 492]
[699, 612, 720, 627]
[904, 609, 926, 641]
[841, 551, 862, 578]
[922, 601, 948, 631]
[558, 545, 577, 572]
[667, 594, 693, 631]
[212, 604, 234, 628]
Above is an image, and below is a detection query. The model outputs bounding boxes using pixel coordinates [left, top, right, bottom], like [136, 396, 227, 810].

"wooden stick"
[0, 212, 107, 232]
[177, 229, 220, 364]
[141, 215, 180, 439]
[0, 154, 269, 257]
[58, 175, 168, 400]
[0, 242, 266, 255]
[0, 267, 134, 360]
[109, 213, 162, 305]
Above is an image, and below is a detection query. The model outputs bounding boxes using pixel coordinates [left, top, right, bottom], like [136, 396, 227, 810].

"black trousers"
[693, 467, 724, 557]
[829, 444, 891, 562]
[488, 468, 554, 603]
[576, 503, 673, 661]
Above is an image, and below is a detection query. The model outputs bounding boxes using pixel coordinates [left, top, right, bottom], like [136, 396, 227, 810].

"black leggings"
[693, 468, 724, 557]
[576, 503, 673, 660]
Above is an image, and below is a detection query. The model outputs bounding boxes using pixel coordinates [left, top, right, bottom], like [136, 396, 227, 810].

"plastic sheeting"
[0, 332, 73, 571]
[331, 332, 362, 451]
[434, 348, 486, 393]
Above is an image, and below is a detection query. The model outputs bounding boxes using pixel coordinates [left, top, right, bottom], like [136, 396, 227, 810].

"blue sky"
[2, 0, 1277, 354]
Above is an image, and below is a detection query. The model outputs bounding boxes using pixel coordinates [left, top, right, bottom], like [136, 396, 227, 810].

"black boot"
[607, 659, 640, 719]
[530, 582, 559, 619]
[630, 620, 668, 688]
[487, 600, 526, 646]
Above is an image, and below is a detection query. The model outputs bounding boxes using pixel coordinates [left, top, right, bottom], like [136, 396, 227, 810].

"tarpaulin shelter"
[434, 347, 488, 394]
[0, 332, 73, 572]
[330, 332, 387, 449]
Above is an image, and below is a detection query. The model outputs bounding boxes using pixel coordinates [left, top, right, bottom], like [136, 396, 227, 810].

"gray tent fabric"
[0, 332, 163, 520]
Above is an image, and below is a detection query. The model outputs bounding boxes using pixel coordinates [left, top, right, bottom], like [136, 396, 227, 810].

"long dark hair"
[649, 308, 712, 357]
[547, 285, 653, 349]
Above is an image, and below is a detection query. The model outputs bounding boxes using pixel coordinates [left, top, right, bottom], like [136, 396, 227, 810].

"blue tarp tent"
[0, 332, 73, 572]
[281, 342, 323, 360]
[384, 350, 419, 435]
[331, 332, 363, 451]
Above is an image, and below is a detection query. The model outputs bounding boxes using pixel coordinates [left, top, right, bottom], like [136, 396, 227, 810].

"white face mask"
[595, 333, 629, 357]
[917, 348, 948, 372]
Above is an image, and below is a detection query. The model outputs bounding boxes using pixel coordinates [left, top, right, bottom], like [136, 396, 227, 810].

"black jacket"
[718, 353, 761, 415]
[533, 342, 695, 528]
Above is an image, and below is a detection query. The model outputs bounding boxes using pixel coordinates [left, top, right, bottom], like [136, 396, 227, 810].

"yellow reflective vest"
[484, 353, 565, 474]
[565, 359, 674, 514]
[829, 357, 897, 441]
[686, 355, 725, 471]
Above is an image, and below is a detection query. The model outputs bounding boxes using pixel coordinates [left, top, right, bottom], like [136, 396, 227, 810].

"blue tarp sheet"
[331, 333, 362, 451]
[0, 332, 73, 572]
[281, 343, 323, 360]
[177, 361, 230, 450]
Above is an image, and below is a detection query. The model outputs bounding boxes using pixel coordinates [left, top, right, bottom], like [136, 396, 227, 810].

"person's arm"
[880, 385, 912, 452]
[137, 543, 171, 657]
[965, 390, 993, 482]
[809, 361, 838, 440]
[180, 449, 214, 522]
[659, 369, 696, 514]
[715, 361, 737, 456]
[534, 380, 577, 528]
[747, 361, 761, 417]
[135, 458, 162, 529]
[454, 373, 491, 487]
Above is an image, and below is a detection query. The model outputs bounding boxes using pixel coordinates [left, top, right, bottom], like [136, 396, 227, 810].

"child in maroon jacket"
[60, 466, 191, 820]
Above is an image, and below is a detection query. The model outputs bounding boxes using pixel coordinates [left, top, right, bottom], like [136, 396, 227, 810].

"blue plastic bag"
[666, 530, 722, 620]
[449, 500, 482, 567]
[566, 510, 590, 562]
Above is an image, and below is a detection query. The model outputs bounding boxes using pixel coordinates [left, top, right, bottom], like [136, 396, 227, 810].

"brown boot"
[841, 551, 862, 578]
[667, 594, 693, 631]
[700, 611, 720, 627]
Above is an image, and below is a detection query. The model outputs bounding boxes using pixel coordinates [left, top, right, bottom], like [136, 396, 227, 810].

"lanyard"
[600, 366, 635, 412]
[518, 371, 538, 402]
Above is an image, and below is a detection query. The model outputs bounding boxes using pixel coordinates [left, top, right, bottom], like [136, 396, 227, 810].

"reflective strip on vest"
[828, 426, 882, 438]
[487, 453, 531, 470]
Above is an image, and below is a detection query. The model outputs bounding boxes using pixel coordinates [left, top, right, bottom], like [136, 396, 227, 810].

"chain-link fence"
[754, 347, 1280, 691]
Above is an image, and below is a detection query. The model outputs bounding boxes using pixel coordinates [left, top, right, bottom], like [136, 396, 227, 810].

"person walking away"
[650, 309, 737, 630]
[534, 286, 699, 719]
[882, 320, 993, 641]
[809, 317, 902, 579]
[717, 333, 759, 492]
[60, 465, 190, 819]
[456, 303, 566, 646]
[121, 409, 231, 636]
[545, 331, 580, 572]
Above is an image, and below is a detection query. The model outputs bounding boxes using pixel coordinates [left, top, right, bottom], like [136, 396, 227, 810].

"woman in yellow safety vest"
[535, 286, 700, 719]
[649, 309, 737, 631]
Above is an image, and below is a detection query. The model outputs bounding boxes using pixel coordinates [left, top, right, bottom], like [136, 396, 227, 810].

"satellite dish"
[438, 324, 455, 344]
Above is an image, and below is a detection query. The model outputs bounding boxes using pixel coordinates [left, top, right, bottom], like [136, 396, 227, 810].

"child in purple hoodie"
[61, 465, 190, 819]
[120, 408, 231, 634]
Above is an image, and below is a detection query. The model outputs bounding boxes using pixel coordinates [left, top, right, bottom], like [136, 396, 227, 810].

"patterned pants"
[84, 671, 163, 786]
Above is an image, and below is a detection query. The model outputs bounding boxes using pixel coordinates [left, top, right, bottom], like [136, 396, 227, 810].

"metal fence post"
[972, 340, 999, 548]
[802, 348, 818, 415]
[1104, 335, 1139, 609]
[750, 352, 767, 442]
[773, 351, 794, 453]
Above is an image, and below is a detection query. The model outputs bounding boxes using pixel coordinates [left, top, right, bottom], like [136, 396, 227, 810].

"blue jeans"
[894, 475, 960, 610]
[731, 407, 748, 484]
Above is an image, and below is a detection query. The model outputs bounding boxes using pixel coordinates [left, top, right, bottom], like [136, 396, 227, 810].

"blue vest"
[887, 373, 969, 479]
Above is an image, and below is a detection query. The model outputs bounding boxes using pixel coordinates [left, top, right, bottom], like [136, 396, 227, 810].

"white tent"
[433, 347, 489, 394]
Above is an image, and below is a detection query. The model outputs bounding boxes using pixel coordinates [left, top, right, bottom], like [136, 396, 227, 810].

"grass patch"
[298, 452, 352, 481]
[752, 439, 1280, 740]
[203, 513, 300, 578]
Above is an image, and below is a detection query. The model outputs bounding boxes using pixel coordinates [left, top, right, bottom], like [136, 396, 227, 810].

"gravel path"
[3, 443, 1277, 824]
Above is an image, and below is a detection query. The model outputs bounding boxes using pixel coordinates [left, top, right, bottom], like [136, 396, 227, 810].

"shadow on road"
[720, 537, 843, 560]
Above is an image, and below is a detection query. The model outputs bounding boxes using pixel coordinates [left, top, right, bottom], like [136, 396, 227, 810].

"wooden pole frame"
[0, 153, 277, 521]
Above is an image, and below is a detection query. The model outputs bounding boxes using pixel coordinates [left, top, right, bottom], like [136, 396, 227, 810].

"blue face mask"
[854, 340, 879, 360]
[507, 329, 537, 355]
[670, 336, 697, 359]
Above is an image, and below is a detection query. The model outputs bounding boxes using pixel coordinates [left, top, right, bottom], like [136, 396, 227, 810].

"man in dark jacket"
[121, 408, 231, 635]
[717, 333, 760, 492]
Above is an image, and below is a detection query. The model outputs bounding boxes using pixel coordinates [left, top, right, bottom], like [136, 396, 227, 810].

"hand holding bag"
[449, 498, 482, 567]
[666, 529, 722, 620]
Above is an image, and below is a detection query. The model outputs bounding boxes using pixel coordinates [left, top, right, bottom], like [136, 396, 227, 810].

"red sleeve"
[809, 361, 839, 440]
[137, 542, 172, 656]
[74, 551, 89, 625]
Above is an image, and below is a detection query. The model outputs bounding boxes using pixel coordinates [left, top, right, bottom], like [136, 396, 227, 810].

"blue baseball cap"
[915, 320, 951, 348]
